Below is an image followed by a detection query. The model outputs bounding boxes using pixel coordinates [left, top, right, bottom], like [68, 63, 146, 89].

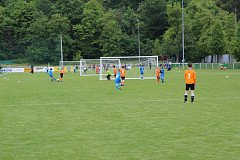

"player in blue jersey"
[115, 69, 121, 90]
[160, 66, 165, 83]
[48, 68, 56, 82]
[140, 64, 144, 79]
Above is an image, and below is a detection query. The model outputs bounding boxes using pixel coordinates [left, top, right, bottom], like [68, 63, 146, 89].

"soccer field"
[0, 69, 239, 160]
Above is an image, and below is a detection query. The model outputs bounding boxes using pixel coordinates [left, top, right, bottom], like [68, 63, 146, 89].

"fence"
[167, 63, 240, 70]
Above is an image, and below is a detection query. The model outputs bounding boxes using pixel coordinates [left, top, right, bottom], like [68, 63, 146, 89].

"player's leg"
[156, 76, 159, 83]
[184, 84, 189, 103]
[115, 83, 119, 90]
[121, 77, 125, 86]
[115, 82, 121, 90]
[60, 73, 63, 81]
[190, 84, 195, 103]
[161, 76, 164, 83]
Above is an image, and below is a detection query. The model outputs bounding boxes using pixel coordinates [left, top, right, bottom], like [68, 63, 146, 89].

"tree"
[216, 0, 240, 21]
[54, 0, 85, 25]
[161, 27, 177, 61]
[100, 10, 123, 57]
[26, 13, 71, 64]
[0, 6, 15, 60]
[208, 21, 226, 58]
[231, 23, 240, 61]
[161, 2, 182, 62]
[73, 0, 104, 59]
[139, 0, 168, 40]
[185, 0, 235, 62]
[103, 0, 142, 11]
[3, 1, 40, 61]
[152, 39, 162, 56]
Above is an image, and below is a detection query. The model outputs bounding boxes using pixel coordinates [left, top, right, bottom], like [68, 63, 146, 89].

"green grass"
[0, 69, 239, 160]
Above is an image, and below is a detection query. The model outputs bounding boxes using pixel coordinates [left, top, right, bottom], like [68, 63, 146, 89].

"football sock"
[184, 94, 188, 102]
[191, 96, 194, 102]
[116, 84, 119, 90]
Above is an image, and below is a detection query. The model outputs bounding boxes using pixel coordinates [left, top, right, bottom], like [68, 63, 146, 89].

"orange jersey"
[120, 68, 126, 77]
[156, 68, 160, 77]
[60, 69, 65, 74]
[96, 67, 99, 72]
[184, 69, 196, 84]
[113, 68, 117, 75]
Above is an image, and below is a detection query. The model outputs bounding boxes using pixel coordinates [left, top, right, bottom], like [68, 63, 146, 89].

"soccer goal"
[99, 58, 121, 80]
[100, 56, 158, 80]
[80, 59, 103, 76]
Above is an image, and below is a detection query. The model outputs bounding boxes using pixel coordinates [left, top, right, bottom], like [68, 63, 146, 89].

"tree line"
[0, 0, 239, 64]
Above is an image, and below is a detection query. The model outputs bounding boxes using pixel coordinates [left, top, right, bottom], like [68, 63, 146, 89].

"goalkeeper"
[105, 68, 111, 81]
[184, 63, 196, 103]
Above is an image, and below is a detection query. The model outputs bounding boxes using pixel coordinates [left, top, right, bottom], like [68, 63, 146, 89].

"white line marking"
[2, 97, 240, 107]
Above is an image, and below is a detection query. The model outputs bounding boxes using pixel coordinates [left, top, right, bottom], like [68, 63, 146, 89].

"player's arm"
[193, 71, 196, 85]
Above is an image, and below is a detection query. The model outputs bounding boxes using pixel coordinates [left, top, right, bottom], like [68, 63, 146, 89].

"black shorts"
[60, 73, 63, 78]
[114, 74, 116, 77]
[121, 76, 125, 80]
[106, 75, 111, 80]
[186, 84, 195, 91]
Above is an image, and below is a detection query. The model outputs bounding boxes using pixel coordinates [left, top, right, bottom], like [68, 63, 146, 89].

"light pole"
[182, 0, 185, 67]
[137, 19, 141, 65]
[60, 34, 63, 67]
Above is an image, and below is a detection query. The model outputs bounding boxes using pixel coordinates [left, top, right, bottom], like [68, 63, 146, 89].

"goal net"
[59, 61, 80, 74]
[100, 56, 158, 80]
[80, 59, 102, 76]
[99, 58, 121, 80]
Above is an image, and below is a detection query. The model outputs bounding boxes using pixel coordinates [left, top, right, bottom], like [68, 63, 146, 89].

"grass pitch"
[0, 69, 239, 160]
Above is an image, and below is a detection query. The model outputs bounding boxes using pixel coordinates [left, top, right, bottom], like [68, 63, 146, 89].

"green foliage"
[152, 39, 162, 55]
[161, 2, 182, 62]
[0, 0, 239, 63]
[184, 0, 235, 62]
[139, 0, 168, 39]
[74, 0, 104, 59]
[73, 50, 82, 61]
[231, 23, 240, 61]
[100, 11, 123, 57]
[208, 20, 226, 55]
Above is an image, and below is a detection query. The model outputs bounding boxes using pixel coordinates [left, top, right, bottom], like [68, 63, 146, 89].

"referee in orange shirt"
[184, 63, 196, 103]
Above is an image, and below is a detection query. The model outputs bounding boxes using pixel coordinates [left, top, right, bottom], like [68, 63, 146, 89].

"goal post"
[100, 56, 158, 80]
[80, 59, 101, 76]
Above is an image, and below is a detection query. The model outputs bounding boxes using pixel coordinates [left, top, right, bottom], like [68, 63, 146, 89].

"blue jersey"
[48, 69, 53, 77]
[115, 72, 121, 84]
[160, 68, 164, 78]
[140, 66, 144, 74]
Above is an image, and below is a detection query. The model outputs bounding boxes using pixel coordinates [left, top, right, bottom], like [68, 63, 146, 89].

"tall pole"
[137, 19, 141, 65]
[235, 6, 237, 35]
[60, 34, 63, 67]
[182, 0, 185, 68]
